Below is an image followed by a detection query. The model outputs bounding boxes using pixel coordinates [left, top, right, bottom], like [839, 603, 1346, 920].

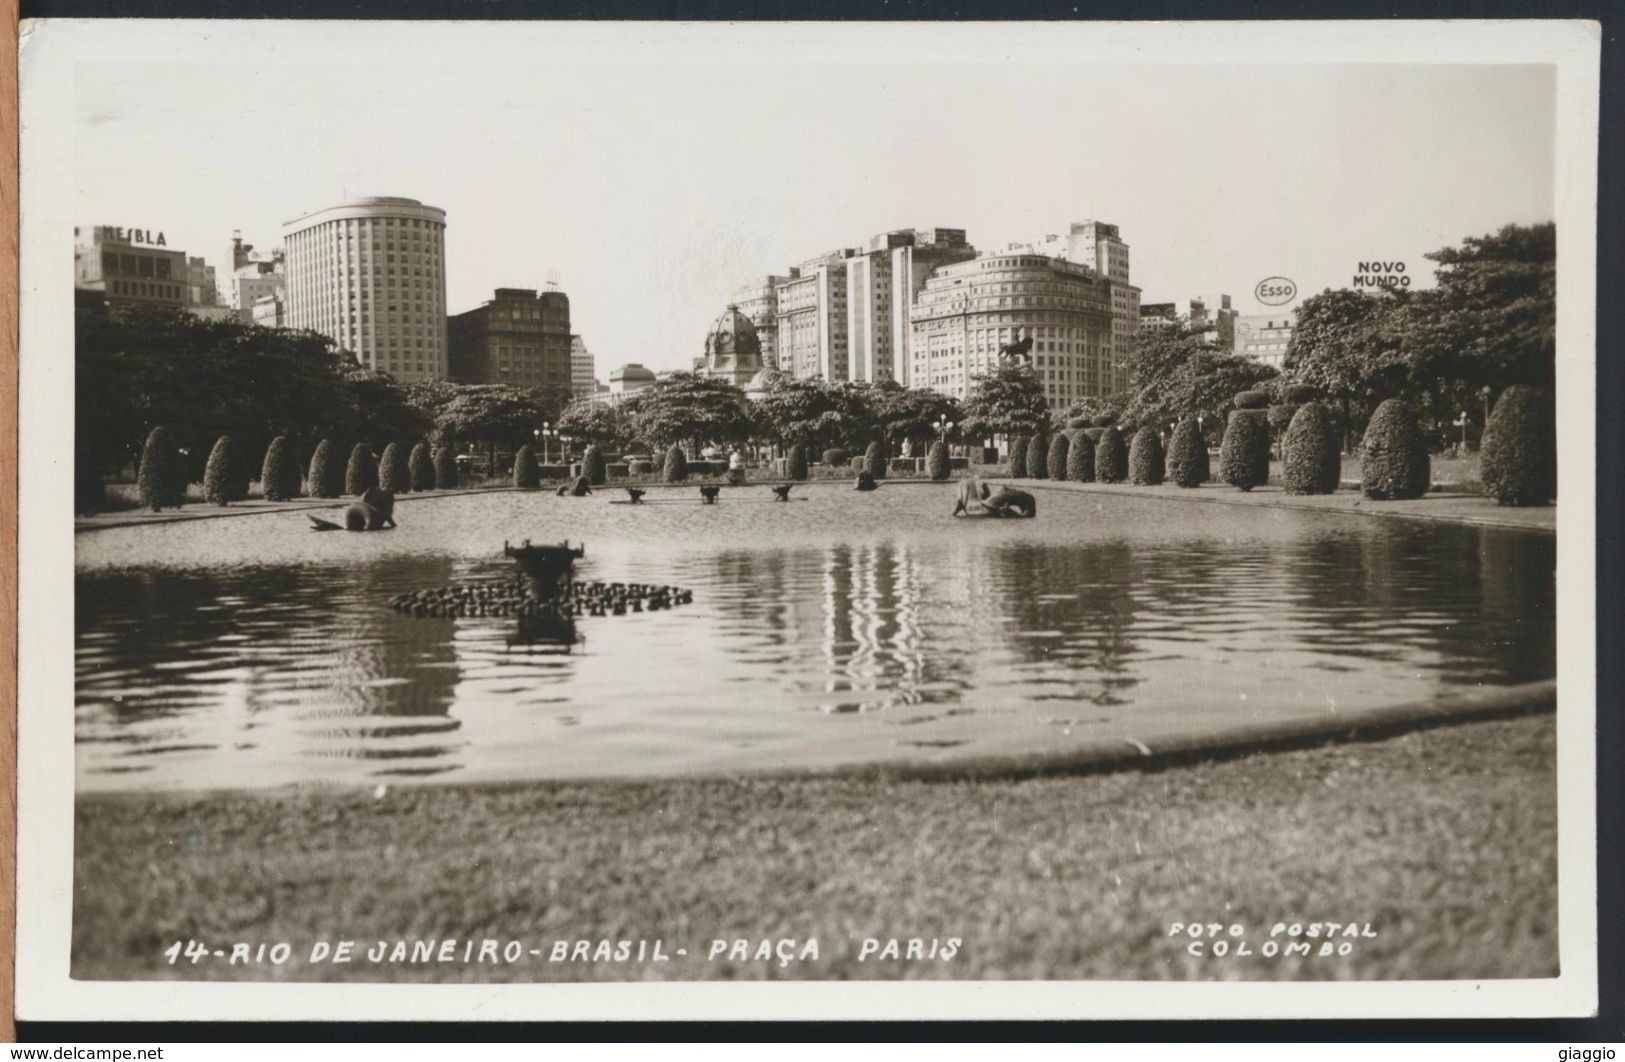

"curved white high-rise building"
[282, 196, 447, 381]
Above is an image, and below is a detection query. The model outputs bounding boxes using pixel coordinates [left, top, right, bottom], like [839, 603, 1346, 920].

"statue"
[999, 327, 1033, 364]
[953, 476, 1037, 518]
[307, 487, 396, 532]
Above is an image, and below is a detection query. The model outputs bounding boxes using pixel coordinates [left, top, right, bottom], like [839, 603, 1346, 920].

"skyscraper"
[282, 196, 448, 381]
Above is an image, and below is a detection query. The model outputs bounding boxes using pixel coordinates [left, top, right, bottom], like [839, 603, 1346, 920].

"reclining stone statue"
[308, 486, 396, 532]
[953, 476, 1037, 518]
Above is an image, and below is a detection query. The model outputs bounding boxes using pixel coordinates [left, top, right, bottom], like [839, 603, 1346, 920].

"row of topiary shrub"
[138, 429, 465, 511]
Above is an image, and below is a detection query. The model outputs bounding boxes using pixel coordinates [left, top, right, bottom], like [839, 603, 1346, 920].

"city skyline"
[72, 33, 1554, 376]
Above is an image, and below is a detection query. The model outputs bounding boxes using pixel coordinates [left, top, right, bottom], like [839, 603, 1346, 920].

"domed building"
[743, 366, 786, 402]
[697, 304, 765, 389]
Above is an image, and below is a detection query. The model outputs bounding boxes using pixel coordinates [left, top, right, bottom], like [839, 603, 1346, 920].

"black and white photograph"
[13, 17, 1601, 1023]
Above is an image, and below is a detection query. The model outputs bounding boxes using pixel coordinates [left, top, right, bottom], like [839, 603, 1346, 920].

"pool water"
[74, 483, 1555, 791]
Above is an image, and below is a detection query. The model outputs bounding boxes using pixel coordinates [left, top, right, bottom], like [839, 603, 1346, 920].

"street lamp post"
[535, 421, 553, 464]
[1454, 410, 1470, 454]
[936, 414, 954, 445]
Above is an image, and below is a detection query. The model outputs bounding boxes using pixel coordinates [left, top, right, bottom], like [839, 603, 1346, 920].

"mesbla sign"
[97, 225, 168, 247]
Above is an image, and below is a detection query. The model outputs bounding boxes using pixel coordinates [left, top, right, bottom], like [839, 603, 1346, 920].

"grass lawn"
[73, 713, 1555, 983]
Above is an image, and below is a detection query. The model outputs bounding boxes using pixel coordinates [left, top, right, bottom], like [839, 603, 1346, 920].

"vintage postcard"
[14, 18, 1600, 1021]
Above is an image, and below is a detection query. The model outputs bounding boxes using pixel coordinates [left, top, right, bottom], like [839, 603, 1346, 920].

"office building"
[774, 249, 855, 382]
[185, 257, 219, 307]
[282, 196, 448, 381]
[1235, 312, 1295, 368]
[845, 228, 977, 386]
[1189, 293, 1238, 350]
[447, 287, 572, 390]
[909, 251, 1114, 407]
[1019, 221, 1140, 391]
[570, 335, 595, 397]
[227, 231, 286, 326]
[731, 276, 789, 370]
[73, 224, 188, 309]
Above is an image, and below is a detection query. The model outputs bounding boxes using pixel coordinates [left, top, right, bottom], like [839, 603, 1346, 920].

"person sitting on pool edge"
[953, 476, 1036, 518]
[556, 475, 593, 497]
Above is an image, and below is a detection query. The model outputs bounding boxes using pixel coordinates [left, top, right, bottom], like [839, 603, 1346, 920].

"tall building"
[774, 248, 855, 381]
[1235, 312, 1295, 368]
[1020, 221, 1139, 391]
[908, 251, 1114, 407]
[842, 228, 978, 386]
[1137, 302, 1180, 334]
[569, 335, 595, 397]
[73, 224, 187, 309]
[1189, 293, 1237, 350]
[447, 287, 572, 390]
[731, 276, 789, 370]
[227, 230, 286, 326]
[185, 256, 218, 307]
[282, 196, 448, 381]
[883, 228, 977, 386]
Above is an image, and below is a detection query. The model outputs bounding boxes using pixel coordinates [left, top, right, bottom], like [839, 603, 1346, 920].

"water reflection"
[75, 511, 1556, 791]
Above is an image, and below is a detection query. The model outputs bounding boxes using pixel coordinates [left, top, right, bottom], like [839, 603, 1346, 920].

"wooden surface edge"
[3, 0, 19, 1042]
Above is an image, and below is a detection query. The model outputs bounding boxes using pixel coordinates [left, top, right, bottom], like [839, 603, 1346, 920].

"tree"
[786, 445, 809, 481]
[927, 440, 950, 481]
[1095, 427, 1128, 483]
[137, 426, 184, 511]
[1360, 399, 1430, 500]
[1129, 427, 1165, 486]
[1283, 288, 1410, 450]
[307, 440, 344, 498]
[409, 442, 436, 491]
[1479, 386, 1554, 506]
[961, 363, 1049, 441]
[1122, 327, 1278, 432]
[1167, 418, 1208, 488]
[1220, 411, 1270, 492]
[432, 384, 546, 472]
[556, 400, 631, 449]
[203, 435, 248, 505]
[627, 372, 753, 453]
[582, 444, 607, 485]
[1047, 433, 1070, 482]
[433, 445, 459, 490]
[753, 375, 847, 450]
[378, 442, 411, 493]
[345, 443, 377, 495]
[663, 444, 689, 483]
[1066, 431, 1094, 482]
[260, 435, 301, 502]
[1282, 403, 1341, 495]
[864, 440, 887, 479]
[1027, 433, 1049, 479]
[513, 445, 541, 489]
[872, 385, 962, 453]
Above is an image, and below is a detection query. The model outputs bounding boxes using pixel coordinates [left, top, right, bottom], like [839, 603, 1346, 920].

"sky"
[71, 32, 1556, 375]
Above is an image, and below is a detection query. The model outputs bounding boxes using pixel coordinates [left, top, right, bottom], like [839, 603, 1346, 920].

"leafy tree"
[961, 362, 1049, 440]
[432, 384, 546, 472]
[1361, 398, 1430, 500]
[628, 372, 752, 453]
[871, 384, 962, 452]
[556, 400, 631, 449]
[1282, 403, 1341, 495]
[1122, 327, 1278, 433]
[753, 375, 847, 451]
[1283, 288, 1411, 450]
[1479, 385, 1555, 506]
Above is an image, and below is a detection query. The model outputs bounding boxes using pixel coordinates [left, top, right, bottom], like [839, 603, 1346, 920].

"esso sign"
[1255, 276, 1297, 306]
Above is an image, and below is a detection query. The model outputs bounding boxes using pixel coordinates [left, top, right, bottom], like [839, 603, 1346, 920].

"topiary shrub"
[1095, 426, 1128, 483]
[1283, 383, 1318, 404]
[1027, 433, 1049, 480]
[258, 435, 301, 502]
[307, 439, 344, 498]
[513, 444, 541, 489]
[1282, 402, 1341, 495]
[378, 442, 410, 493]
[1220, 409, 1271, 491]
[822, 448, 849, 467]
[1129, 426, 1165, 486]
[1268, 404, 1301, 452]
[345, 443, 377, 496]
[1066, 431, 1095, 482]
[1066, 416, 1091, 431]
[1092, 413, 1116, 428]
[203, 435, 248, 506]
[1479, 385, 1555, 506]
[863, 441, 886, 480]
[927, 441, 950, 481]
[1360, 398, 1430, 500]
[662, 444, 688, 483]
[1008, 435, 1028, 477]
[1167, 419, 1208, 488]
[786, 445, 809, 481]
[136, 427, 185, 511]
[1233, 390, 1270, 411]
[1047, 433, 1070, 481]
[581, 444, 607, 485]
[409, 442, 435, 491]
[433, 445, 459, 490]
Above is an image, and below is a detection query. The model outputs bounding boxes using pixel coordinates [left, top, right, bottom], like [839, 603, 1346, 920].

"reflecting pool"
[74, 483, 1555, 791]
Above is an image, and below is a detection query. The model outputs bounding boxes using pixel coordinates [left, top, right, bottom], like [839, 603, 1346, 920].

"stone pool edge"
[77, 678, 1556, 800]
